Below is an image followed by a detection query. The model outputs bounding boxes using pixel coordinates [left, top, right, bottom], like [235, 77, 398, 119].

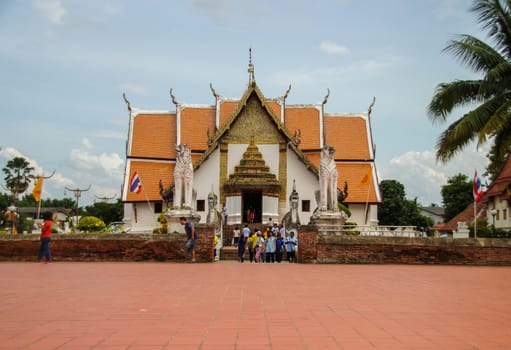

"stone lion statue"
[319, 145, 339, 212]
[173, 144, 193, 208]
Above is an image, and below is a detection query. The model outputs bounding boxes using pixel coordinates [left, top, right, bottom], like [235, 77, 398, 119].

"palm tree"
[2, 157, 35, 203]
[428, 0, 511, 164]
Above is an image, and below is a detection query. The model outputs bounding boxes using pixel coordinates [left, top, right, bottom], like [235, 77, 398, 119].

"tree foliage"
[82, 199, 123, 225]
[2, 157, 35, 201]
[378, 180, 433, 228]
[441, 173, 473, 222]
[428, 0, 511, 168]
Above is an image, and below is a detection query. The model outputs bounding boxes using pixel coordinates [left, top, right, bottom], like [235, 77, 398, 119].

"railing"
[327, 225, 422, 238]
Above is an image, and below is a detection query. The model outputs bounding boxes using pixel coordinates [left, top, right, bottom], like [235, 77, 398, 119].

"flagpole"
[364, 166, 372, 225]
[474, 201, 477, 239]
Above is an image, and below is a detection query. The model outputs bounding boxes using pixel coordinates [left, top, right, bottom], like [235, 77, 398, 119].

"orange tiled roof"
[324, 115, 371, 160]
[130, 113, 176, 159]
[180, 107, 215, 151]
[125, 161, 175, 202]
[285, 107, 321, 150]
[441, 202, 488, 233]
[267, 101, 282, 119]
[338, 163, 378, 203]
[219, 101, 238, 126]
[482, 154, 511, 202]
[304, 153, 321, 168]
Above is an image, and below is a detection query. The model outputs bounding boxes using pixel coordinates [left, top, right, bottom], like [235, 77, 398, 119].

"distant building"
[121, 59, 381, 232]
[434, 154, 511, 234]
[420, 205, 444, 225]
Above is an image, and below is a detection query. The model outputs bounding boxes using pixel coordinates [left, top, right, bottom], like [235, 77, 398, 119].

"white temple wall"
[194, 148, 220, 224]
[262, 196, 279, 223]
[286, 150, 319, 225]
[123, 202, 158, 233]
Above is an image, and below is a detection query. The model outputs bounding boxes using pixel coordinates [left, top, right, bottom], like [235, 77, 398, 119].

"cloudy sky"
[0, 0, 490, 207]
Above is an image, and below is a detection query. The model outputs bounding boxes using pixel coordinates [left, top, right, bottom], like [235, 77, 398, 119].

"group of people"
[232, 223, 298, 263]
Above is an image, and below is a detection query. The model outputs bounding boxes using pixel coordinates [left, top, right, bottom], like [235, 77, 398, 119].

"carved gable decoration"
[222, 93, 285, 144]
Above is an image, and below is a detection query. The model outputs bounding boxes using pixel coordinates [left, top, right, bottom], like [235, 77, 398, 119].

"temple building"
[121, 60, 381, 232]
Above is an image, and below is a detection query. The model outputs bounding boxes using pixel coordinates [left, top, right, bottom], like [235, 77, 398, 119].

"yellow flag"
[358, 167, 372, 187]
[32, 176, 43, 202]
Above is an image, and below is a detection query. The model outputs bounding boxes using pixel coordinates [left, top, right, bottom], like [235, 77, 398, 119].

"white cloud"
[32, 0, 68, 24]
[378, 142, 490, 206]
[69, 149, 124, 177]
[320, 40, 350, 55]
[82, 137, 92, 150]
[433, 0, 467, 19]
[93, 130, 126, 140]
[119, 82, 145, 95]
[0, 147, 75, 197]
[193, 0, 234, 21]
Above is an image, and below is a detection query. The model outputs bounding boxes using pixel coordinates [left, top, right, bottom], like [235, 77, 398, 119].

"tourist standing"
[275, 234, 284, 263]
[255, 232, 265, 263]
[238, 234, 246, 263]
[36, 212, 52, 264]
[265, 232, 276, 263]
[284, 231, 298, 263]
[249, 207, 255, 223]
[232, 226, 240, 246]
[223, 204, 228, 224]
[180, 217, 197, 263]
[249, 231, 258, 262]
[242, 224, 250, 240]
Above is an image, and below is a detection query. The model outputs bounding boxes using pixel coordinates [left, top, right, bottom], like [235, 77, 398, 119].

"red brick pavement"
[0, 261, 510, 350]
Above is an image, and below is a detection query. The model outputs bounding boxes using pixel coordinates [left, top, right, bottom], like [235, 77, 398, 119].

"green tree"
[41, 197, 76, 209]
[483, 143, 510, 181]
[378, 180, 432, 228]
[83, 199, 123, 225]
[441, 173, 473, 222]
[428, 0, 511, 166]
[2, 157, 35, 203]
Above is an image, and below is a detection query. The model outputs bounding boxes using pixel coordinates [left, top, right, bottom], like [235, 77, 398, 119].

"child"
[238, 234, 246, 263]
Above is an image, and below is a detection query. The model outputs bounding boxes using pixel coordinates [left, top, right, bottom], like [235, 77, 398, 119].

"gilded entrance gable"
[222, 94, 286, 144]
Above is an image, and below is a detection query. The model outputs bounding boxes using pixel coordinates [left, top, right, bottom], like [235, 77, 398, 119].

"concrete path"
[1, 261, 510, 349]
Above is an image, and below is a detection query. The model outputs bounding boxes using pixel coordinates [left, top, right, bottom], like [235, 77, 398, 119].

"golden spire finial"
[248, 48, 255, 83]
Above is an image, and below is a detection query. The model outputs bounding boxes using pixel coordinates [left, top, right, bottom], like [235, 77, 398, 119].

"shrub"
[77, 216, 106, 232]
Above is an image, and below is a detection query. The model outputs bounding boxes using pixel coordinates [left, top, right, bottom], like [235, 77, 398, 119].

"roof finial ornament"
[248, 48, 255, 84]
[122, 93, 132, 112]
[209, 83, 220, 99]
[169, 88, 179, 105]
[368, 96, 376, 118]
[322, 88, 330, 105]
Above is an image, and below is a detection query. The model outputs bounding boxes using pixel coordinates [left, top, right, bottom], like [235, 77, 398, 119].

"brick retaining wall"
[0, 225, 215, 263]
[2, 225, 511, 264]
[298, 225, 511, 265]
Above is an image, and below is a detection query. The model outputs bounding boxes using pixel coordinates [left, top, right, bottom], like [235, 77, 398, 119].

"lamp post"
[65, 185, 91, 224]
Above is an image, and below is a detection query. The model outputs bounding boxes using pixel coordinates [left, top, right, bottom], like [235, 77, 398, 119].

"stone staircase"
[219, 224, 268, 261]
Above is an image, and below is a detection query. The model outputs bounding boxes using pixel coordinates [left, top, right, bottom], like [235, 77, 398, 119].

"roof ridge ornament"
[209, 83, 222, 99]
[122, 93, 132, 112]
[322, 88, 330, 105]
[368, 96, 376, 118]
[248, 48, 255, 84]
[169, 88, 180, 105]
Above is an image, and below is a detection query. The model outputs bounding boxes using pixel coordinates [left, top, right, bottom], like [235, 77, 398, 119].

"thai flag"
[129, 171, 142, 194]
[473, 170, 483, 202]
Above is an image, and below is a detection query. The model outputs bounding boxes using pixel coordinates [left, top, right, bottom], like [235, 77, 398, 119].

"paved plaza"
[0, 261, 510, 350]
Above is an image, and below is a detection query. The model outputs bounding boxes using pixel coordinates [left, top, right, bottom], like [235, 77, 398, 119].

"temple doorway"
[242, 190, 262, 223]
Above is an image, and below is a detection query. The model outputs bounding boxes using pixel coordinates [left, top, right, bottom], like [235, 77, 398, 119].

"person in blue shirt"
[275, 233, 284, 263]
[180, 217, 197, 263]
[284, 231, 298, 263]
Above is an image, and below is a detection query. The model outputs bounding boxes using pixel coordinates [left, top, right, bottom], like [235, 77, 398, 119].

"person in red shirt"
[36, 212, 53, 264]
